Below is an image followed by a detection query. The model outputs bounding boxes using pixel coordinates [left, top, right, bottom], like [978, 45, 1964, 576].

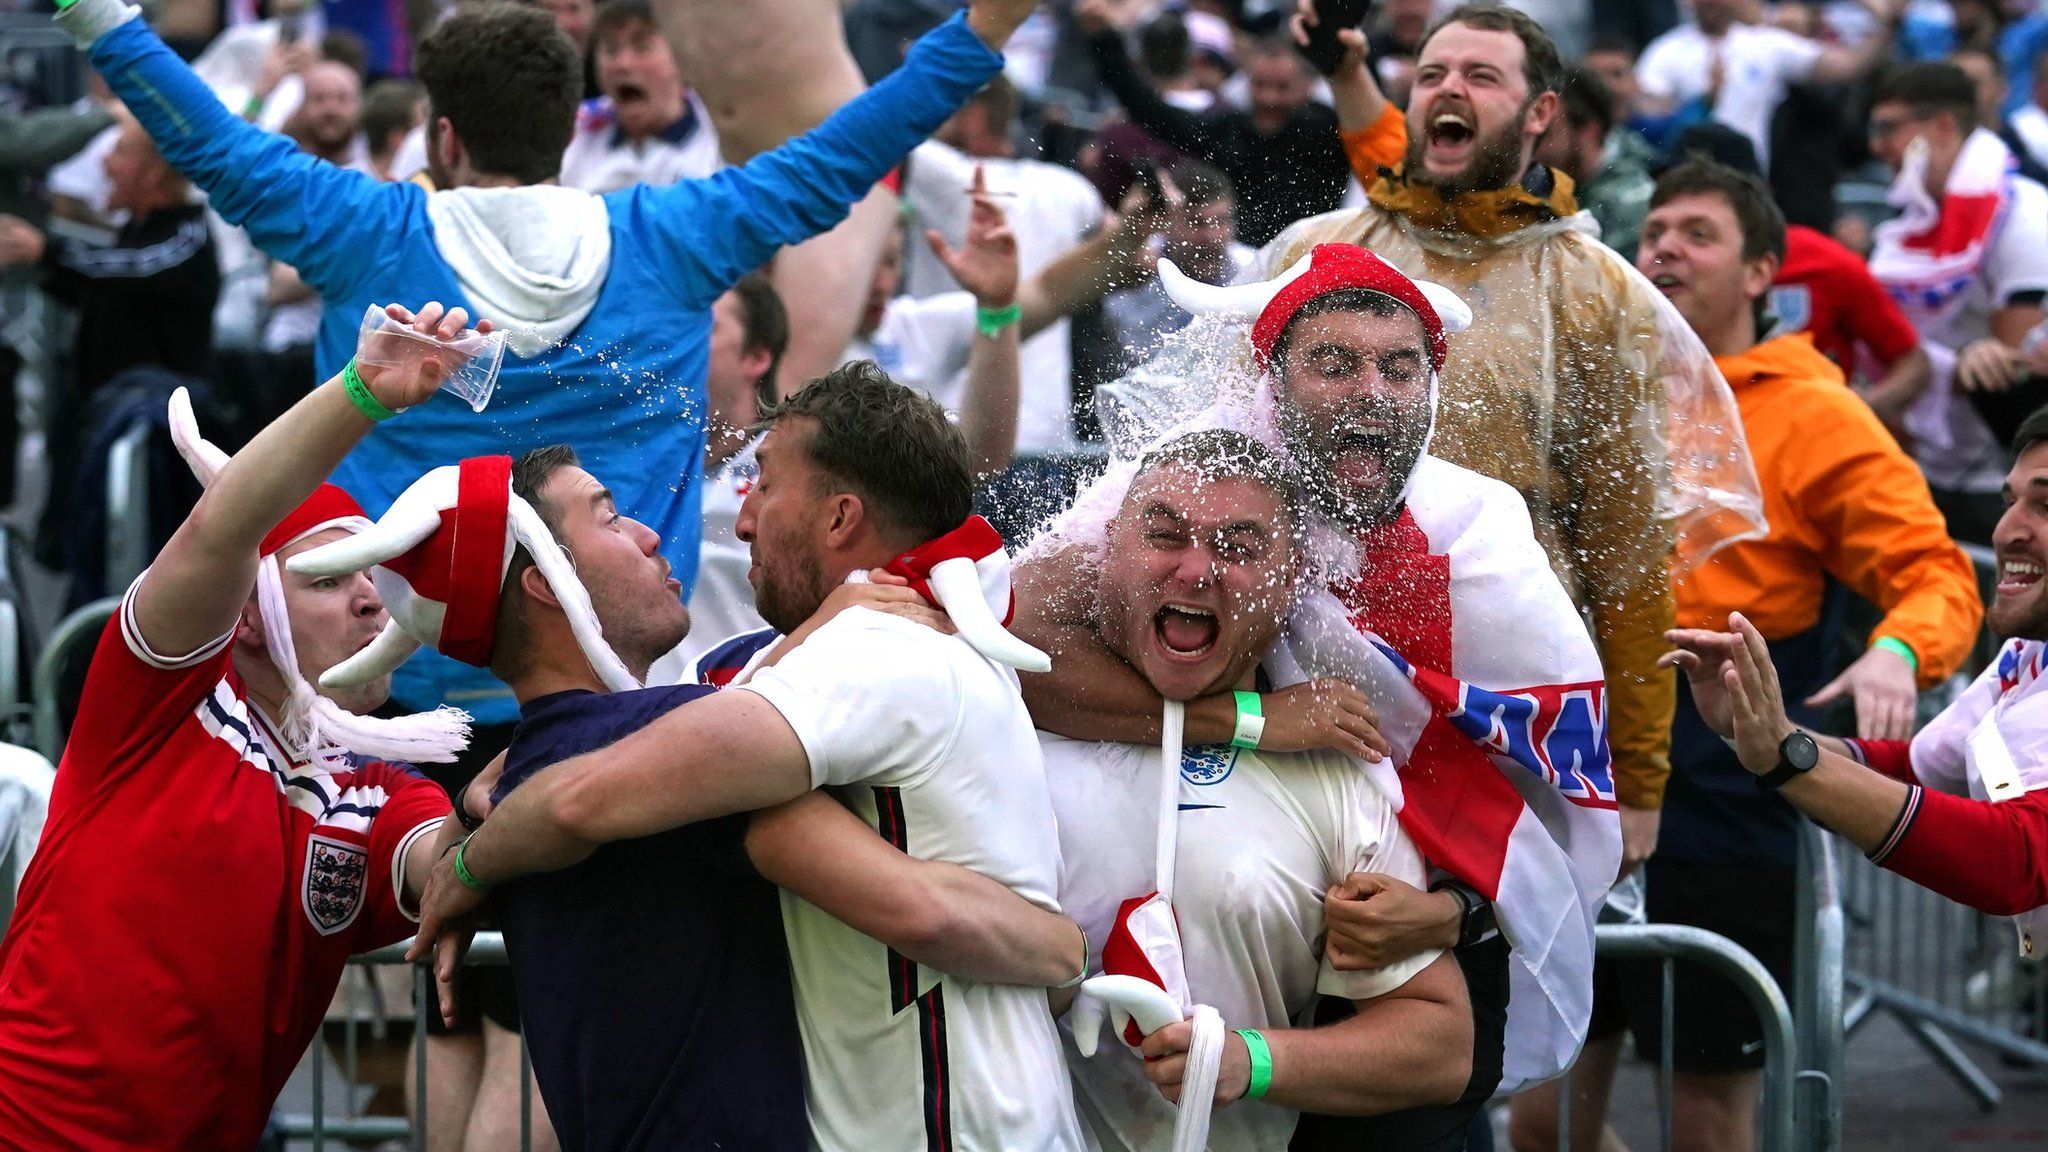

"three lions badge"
[303, 833, 368, 935]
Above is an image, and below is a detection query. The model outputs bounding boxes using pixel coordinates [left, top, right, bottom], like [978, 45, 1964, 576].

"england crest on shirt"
[1181, 745, 1237, 785]
[1768, 285, 1811, 334]
[303, 833, 368, 935]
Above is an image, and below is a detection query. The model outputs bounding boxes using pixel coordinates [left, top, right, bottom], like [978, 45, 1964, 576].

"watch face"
[1783, 731, 1819, 772]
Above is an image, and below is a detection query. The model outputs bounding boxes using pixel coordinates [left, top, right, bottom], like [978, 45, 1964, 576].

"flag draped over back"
[1269, 454, 1621, 1094]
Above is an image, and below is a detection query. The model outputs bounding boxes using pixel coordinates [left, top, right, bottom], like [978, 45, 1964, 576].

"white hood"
[426, 186, 613, 358]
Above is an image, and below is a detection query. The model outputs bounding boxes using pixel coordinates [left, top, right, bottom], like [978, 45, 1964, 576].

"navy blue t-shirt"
[494, 686, 807, 1152]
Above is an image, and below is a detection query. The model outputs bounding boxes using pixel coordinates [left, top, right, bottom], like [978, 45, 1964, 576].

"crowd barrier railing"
[32, 596, 118, 763]
[1838, 837, 2048, 1111]
[286, 919, 1819, 1152]
[1830, 543, 2048, 1110]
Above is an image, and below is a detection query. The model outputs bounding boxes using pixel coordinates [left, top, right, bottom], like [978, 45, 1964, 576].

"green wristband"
[452, 839, 491, 892]
[1872, 636, 1918, 673]
[1236, 1028, 1274, 1100]
[975, 301, 1022, 339]
[1232, 690, 1265, 750]
[342, 360, 400, 422]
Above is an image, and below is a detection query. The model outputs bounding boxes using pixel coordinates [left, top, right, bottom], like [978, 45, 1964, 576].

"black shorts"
[1290, 934, 1511, 1152]
[1587, 858, 1795, 1074]
[415, 720, 524, 1037]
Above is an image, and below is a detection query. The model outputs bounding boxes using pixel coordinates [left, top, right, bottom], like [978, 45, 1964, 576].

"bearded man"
[1270, 1, 1764, 885]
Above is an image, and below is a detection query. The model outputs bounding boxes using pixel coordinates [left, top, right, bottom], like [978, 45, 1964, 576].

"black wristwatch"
[1755, 730, 1819, 791]
[1431, 878, 1498, 949]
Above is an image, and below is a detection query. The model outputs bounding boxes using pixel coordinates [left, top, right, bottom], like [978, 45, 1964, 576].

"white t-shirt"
[1908, 176, 2048, 492]
[740, 609, 1087, 1152]
[904, 141, 1105, 456]
[1043, 734, 1437, 1152]
[654, 438, 766, 681]
[558, 93, 723, 194]
[845, 292, 978, 413]
[1635, 22, 1823, 169]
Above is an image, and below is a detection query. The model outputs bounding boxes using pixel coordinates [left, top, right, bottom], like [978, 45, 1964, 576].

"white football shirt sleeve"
[1632, 33, 1685, 101]
[1763, 26, 1824, 84]
[1985, 179, 2048, 305]
[738, 609, 965, 790]
[1315, 759, 1444, 1003]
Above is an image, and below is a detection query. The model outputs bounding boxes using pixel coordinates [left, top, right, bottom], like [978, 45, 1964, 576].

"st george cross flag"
[1268, 454, 1622, 1094]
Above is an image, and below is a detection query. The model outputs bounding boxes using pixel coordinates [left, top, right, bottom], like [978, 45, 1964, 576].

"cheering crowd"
[2, 0, 2048, 1150]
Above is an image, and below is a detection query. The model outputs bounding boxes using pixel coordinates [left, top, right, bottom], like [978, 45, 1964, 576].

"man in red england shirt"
[0, 302, 487, 1150]
[1666, 405, 2048, 952]
[1772, 224, 1932, 434]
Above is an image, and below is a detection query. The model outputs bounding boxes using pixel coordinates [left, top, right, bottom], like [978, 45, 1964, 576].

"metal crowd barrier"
[287, 917, 1823, 1152]
[0, 777, 32, 935]
[32, 596, 117, 762]
[1536, 821, 1840, 1152]
[1829, 543, 2048, 1110]
[1838, 839, 2048, 1111]
[104, 423, 151, 597]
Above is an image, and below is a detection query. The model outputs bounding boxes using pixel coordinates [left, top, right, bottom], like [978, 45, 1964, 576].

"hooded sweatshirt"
[1680, 332, 1980, 686]
[65, 0, 1002, 722]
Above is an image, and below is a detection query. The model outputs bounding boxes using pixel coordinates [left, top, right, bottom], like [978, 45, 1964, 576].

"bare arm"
[133, 302, 480, 657]
[1856, 345, 1931, 429]
[1994, 303, 2045, 348]
[1016, 179, 1165, 337]
[1769, 751, 1913, 851]
[924, 166, 1023, 474]
[1012, 548, 1389, 758]
[1809, 2, 1901, 86]
[1291, 0, 1387, 133]
[959, 308, 1021, 475]
[747, 792, 1086, 986]
[1138, 950, 1472, 1113]
[450, 689, 815, 889]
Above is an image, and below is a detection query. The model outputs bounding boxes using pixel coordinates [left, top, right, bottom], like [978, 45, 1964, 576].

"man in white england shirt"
[414, 361, 1087, 1152]
[1635, 0, 1902, 169]
[1042, 430, 1473, 1151]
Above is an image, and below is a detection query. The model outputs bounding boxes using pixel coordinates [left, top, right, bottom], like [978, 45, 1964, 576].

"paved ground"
[1479, 1008, 2048, 1151]
[279, 999, 2048, 1151]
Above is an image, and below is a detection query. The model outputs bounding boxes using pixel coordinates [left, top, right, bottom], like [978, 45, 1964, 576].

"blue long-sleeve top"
[78, 4, 1001, 722]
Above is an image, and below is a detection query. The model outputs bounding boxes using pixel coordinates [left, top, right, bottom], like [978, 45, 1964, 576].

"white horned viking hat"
[287, 455, 641, 694]
[1160, 241, 1473, 497]
[1158, 242, 1473, 371]
[166, 389, 472, 765]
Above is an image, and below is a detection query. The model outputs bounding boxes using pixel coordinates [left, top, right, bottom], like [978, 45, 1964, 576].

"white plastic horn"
[924, 556, 1052, 674]
[288, 497, 445, 579]
[1157, 252, 1314, 319]
[1069, 974, 1185, 1059]
[167, 387, 229, 488]
[1416, 280, 1473, 334]
[319, 619, 424, 690]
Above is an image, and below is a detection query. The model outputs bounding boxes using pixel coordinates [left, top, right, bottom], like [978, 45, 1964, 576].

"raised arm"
[747, 792, 1086, 987]
[1292, 0, 1389, 135]
[56, 0, 404, 296]
[921, 166, 1023, 474]
[1016, 179, 1164, 337]
[1808, 1, 1902, 86]
[1074, 0, 1221, 158]
[133, 302, 485, 657]
[648, 8, 1011, 308]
